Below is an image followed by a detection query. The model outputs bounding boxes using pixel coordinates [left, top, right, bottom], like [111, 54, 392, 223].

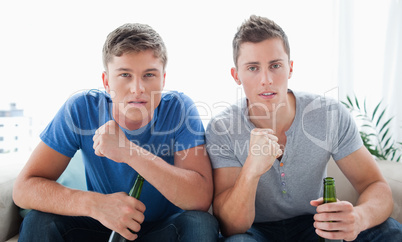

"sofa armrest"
[0, 178, 22, 242]
[327, 159, 402, 224]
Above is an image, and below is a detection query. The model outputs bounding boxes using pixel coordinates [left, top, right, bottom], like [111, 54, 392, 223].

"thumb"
[310, 197, 323, 207]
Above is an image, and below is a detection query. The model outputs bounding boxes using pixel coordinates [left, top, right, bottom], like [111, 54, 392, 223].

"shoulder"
[293, 90, 332, 106]
[292, 90, 343, 115]
[158, 91, 201, 118]
[65, 89, 110, 108]
[206, 98, 245, 136]
[160, 91, 194, 106]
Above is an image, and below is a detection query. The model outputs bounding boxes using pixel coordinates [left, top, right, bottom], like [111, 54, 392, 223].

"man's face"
[232, 38, 293, 112]
[102, 50, 165, 130]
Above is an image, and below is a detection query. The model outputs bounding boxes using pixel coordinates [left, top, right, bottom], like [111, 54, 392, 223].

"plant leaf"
[383, 137, 392, 149]
[347, 96, 353, 108]
[372, 100, 382, 120]
[381, 129, 390, 142]
[376, 109, 386, 127]
[355, 96, 360, 110]
[379, 117, 394, 134]
[364, 98, 367, 115]
[341, 101, 350, 109]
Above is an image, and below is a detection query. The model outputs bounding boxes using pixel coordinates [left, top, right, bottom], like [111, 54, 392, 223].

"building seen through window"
[0, 103, 32, 154]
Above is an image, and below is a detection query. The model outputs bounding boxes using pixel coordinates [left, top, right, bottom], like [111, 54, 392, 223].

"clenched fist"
[246, 128, 282, 177]
[92, 120, 131, 163]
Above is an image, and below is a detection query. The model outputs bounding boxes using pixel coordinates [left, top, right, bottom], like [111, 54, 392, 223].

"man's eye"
[248, 66, 258, 71]
[271, 64, 281, 69]
[121, 73, 130, 77]
[144, 73, 155, 78]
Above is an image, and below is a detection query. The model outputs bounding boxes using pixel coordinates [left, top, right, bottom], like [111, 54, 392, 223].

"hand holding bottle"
[108, 174, 146, 241]
[90, 191, 145, 241]
[311, 177, 362, 241]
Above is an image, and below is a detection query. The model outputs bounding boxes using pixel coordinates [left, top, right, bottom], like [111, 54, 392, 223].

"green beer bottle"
[318, 177, 342, 242]
[108, 174, 145, 242]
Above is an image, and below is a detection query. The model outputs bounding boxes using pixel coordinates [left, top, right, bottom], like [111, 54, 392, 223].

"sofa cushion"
[0, 178, 22, 242]
[328, 158, 402, 224]
[377, 160, 402, 223]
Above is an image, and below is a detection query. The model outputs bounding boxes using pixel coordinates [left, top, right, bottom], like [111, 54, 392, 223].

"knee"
[20, 210, 62, 237]
[359, 217, 402, 240]
[381, 218, 402, 236]
[176, 210, 219, 237]
[223, 233, 258, 242]
[179, 210, 218, 227]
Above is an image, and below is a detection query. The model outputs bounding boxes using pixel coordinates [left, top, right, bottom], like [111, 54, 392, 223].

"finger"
[93, 141, 104, 157]
[266, 134, 279, 142]
[125, 218, 142, 233]
[310, 197, 324, 207]
[315, 228, 344, 241]
[259, 128, 275, 134]
[105, 120, 118, 134]
[316, 201, 352, 214]
[251, 128, 275, 135]
[120, 228, 138, 241]
[93, 134, 99, 148]
[276, 148, 283, 158]
[94, 147, 104, 157]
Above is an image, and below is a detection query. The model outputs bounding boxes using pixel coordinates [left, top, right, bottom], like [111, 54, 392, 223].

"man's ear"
[162, 72, 166, 88]
[102, 72, 110, 93]
[231, 67, 242, 85]
[288, 60, 294, 79]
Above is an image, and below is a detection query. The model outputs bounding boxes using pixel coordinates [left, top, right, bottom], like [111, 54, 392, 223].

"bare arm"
[211, 128, 282, 236]
[312, 146, 393, 241]
[93, 120, 214, 211]
[213, 165, 258, 236]
[13, 142, 145, 241]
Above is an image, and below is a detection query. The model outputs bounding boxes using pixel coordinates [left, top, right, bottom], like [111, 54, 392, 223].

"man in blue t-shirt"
[14, 23, 218, 241]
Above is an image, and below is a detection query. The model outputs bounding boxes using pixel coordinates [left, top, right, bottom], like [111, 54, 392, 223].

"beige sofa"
[1, 158, 401, 241]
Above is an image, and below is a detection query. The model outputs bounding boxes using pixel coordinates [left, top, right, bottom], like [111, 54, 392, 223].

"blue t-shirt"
[40, 89, 205, 221]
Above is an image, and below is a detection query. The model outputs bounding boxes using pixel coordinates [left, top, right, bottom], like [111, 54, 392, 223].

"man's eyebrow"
[243, 61, 260, 66]
[115, 68, 133, 72]
[114, 68, 161, 72]
[144, 68, 160, 72]
[269, 59, 285, 64]
[243, 59, 285, 66]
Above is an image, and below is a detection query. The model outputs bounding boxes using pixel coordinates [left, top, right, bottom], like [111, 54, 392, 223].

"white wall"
[1, 0, 396, 150]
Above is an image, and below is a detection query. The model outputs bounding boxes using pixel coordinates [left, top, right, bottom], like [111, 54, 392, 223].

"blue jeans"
[19, 210, 219, 242]
[221, 215, 402, 242]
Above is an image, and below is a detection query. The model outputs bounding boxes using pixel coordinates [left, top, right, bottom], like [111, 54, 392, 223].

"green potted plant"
[342, 95, 401, 162]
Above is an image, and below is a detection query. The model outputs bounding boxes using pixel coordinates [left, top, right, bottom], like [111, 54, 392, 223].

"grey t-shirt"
[205, 90, 363, 222]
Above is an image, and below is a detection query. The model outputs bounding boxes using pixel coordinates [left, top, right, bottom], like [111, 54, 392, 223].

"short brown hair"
[233, 15, 290, 67]
[102, 23, 167, 71]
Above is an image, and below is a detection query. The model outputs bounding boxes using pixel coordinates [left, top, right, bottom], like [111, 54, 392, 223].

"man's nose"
[130, 79, 145, 94]
[260, 70, 273, 86]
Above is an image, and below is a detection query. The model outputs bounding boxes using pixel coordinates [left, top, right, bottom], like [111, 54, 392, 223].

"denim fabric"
[19, 210, 219, 242]
[221, 215, 402, 242]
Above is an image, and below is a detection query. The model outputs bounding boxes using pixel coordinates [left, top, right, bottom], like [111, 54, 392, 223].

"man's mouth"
[129, 101, 146, 104]
[260, 92, 275, 96]
[127, 101, 147, 107]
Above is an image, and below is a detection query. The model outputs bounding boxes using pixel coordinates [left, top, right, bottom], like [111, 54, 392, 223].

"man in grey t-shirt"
[206, 15, 402, 241]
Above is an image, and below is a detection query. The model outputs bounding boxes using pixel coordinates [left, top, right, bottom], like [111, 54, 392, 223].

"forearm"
[355, 180, 393, 230]
[126, 150, 212, 211]
[13, 176, 98, 217]
[214, 169, 259, 236]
